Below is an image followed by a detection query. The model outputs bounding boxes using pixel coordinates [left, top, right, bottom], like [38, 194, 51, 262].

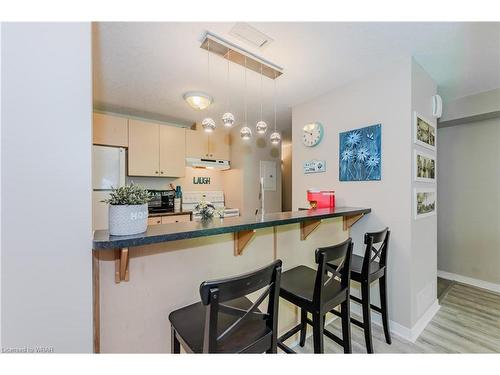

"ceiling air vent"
[229, 23, 273, 49]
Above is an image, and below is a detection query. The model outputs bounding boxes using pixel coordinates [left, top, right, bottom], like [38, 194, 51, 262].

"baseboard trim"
[409, 300, 440, 342]
[350, 299, 440, 343]
[438, 270, 500, 294]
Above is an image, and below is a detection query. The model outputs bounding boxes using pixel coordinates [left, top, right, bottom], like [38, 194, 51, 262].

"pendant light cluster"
[200, 38, 280, 146]
[239, 58, 280, 145]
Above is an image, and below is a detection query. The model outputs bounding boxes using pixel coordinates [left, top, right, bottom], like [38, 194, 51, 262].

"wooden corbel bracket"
[300, 219, 322, 240]
[114, 248, 130, 283]
[234, 230, 256, 256]
[343, 213, 364, 231]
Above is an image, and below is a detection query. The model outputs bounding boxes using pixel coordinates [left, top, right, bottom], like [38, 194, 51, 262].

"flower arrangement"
[194, 198, 216, 221]
[194, 198, 226, 221]
[103, 183, 151, 205]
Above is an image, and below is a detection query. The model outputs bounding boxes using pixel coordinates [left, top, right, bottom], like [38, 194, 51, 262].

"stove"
[182, 191, 240, 218]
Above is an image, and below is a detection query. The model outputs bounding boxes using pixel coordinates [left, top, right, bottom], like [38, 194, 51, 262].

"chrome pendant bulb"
[270, 131, 281, 144]
[240, 126, 252, 140]
[202, 117, 216, 132]
[256, 121, 268, 134]
[222, 112, 235, 128]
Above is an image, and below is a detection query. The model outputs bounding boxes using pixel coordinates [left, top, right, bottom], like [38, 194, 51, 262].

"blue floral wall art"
[339, 124, 381, 181]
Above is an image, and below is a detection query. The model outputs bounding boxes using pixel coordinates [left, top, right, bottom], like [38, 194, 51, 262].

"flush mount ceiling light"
[183, 92, 213, 111]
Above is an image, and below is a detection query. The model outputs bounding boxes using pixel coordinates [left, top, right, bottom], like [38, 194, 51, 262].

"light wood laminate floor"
[293, 282, 500, 353]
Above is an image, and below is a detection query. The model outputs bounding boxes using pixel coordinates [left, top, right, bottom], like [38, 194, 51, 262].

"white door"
[92, 145, 126, 190]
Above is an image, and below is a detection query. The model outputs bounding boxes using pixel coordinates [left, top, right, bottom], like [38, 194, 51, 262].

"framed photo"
[413, 112, 436, 151]
[414, 150, 436, 183]
[414, 188, 436, 220]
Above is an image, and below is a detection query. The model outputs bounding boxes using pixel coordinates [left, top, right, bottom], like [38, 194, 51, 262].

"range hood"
[186, 157, 230, 170]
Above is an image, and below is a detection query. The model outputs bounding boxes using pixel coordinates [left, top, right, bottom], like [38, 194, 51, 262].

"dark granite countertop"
[148, 210, 192, 218]
[93, 207, 371, 250]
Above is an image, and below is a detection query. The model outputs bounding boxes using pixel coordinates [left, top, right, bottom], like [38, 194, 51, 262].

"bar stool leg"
[312, 313, 324, 354]
[299, 308, 307, 347]
[340, 298, 352, 354]
[171, 327, 181, 354]
[379, 275, 392, 345]
[361, 282, 374, 354]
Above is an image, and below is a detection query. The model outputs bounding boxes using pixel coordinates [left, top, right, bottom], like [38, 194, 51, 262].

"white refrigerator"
[92, 145, 126, 230]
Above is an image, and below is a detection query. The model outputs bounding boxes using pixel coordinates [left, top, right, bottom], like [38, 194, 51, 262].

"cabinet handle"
[155, 171, 159, 174]
[160, 171, 164, 174]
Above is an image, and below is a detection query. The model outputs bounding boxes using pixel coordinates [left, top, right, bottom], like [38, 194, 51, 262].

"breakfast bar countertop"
[93, 207, 371, 250]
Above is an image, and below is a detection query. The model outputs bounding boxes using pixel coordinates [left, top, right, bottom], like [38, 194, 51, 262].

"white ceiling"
[93, 22, 500, 139]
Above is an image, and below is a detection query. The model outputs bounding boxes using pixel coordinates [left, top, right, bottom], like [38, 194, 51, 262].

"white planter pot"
[108, 204, 148, 236]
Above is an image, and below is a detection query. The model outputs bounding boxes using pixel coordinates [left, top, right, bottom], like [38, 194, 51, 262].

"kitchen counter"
[93, 207, 371, 250]
[92, 206, 371, 353]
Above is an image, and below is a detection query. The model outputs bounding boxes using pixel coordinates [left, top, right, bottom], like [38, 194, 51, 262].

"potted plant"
[103, 184, 151, 236]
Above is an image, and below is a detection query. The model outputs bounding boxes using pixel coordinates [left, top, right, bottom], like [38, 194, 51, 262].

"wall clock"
[302, 122, 324, 147]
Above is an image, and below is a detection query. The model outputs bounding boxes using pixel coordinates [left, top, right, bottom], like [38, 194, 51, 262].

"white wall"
[292, 59, 414, 329]
[437, 118, 500, 286]
[410, 61, 438, 324]
[292, 58, 438, 336]
[1, 23, 93, 352]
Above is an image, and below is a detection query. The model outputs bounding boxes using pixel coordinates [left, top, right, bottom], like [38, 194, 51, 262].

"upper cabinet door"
[93, 113, 128, 147]
[159, 125, 186, 177]
[128, 120, 160, 176]
[209, 130, 230, 160]
[186, 130, 209, 158]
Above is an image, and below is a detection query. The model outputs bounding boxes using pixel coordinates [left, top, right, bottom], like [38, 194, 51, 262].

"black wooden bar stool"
[277, 238, 353, 354]
[329, 228, 391, 353]
[169, 260, 282, 353]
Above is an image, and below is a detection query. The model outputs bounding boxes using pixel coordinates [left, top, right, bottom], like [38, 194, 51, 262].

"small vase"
[108, 203, 148, 236]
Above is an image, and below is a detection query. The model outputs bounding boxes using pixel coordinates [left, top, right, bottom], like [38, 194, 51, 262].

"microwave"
[148, 190, 175, 213]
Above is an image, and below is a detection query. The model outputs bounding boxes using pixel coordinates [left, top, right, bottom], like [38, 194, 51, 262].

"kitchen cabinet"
[186, 128, 230, 161]
[128, 119, 186, 177]
[161, 214, 191, 224]
[93, 113, 128, 147]
[159, 125, 186, 177]
[148, 214, 191, 226]
[148, 217, 162, 226]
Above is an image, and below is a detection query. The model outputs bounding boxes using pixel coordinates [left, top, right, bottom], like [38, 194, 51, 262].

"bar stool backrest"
[313, 238, 353, 306]
[198, 259, 282, 353]
[362, 227, 390, 276]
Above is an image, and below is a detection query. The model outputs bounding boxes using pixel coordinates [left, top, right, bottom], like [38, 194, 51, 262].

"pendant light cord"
[244, 56, 247, 125]
[226, 50, 230, 111]
[274, 71, 277, 132]
[207, 39, 211, 117]
[260, 64, 263, 120]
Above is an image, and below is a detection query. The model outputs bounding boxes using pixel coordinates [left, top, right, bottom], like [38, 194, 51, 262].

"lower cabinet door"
[161, 214, 191, 224]
[148, 217, 162, 226]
